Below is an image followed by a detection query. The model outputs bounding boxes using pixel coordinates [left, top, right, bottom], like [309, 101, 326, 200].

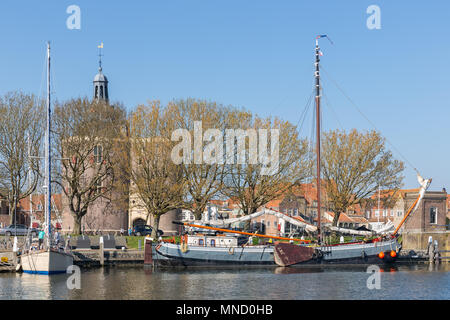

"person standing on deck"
[38, 230, 45, 249]
[54, 230, 61, 246]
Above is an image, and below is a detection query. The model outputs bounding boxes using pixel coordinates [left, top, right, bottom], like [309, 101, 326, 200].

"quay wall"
[73, 249, 144, 266]
[402, 231, 449, 251]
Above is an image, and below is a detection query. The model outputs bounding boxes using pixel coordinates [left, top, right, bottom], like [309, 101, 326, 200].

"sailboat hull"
[274, 238, 401, 267]
[152, 238, 401, 266]
[20, 250, 74, 275]
[154, 242, 275, 266]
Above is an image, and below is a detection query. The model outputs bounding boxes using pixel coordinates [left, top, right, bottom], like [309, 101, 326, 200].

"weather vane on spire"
[98, 41, 104, 71]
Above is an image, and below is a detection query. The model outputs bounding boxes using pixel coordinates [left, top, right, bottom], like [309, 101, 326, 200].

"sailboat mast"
[46, 41, 52, 248]
[314, 37, 322, 244]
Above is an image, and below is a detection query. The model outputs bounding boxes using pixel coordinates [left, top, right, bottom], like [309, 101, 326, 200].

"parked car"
[132, 225, 163, 237]
[0, 224, 39, 237]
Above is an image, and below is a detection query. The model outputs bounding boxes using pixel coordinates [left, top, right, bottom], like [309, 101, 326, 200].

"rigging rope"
[320, 65, 420, 175]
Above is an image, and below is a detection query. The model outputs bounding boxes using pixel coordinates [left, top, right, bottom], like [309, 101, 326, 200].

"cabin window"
[210, 239, 215, 247]
[199, 239, 204, 246]
[430, 207, 437, 224]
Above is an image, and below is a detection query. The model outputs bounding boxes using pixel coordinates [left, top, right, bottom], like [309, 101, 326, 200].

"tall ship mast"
[314, 35, 323, 245]
[20, 42, 74, 275]
[45, 41, 52, 248]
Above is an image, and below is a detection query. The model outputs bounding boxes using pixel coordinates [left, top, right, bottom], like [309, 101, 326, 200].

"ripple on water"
[0, 264, 448, 300]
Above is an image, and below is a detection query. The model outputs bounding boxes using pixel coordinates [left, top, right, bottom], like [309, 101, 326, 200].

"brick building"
[403, 190, 447, 232]
[61, 59, 129, 235]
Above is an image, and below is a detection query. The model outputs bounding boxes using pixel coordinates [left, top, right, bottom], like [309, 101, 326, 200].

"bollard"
[144, 238, 153, 265]
[428, 241, 434, 264]
[138, 239, 142, 251]
[434, 240, 440, 265]
[99, 236, 104, 266]
[12, 236, 18, 253]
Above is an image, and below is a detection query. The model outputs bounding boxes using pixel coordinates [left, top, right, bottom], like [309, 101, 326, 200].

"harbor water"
[0, 263, 449, 300]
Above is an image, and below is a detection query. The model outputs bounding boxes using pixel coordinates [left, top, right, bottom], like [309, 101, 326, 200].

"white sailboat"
[21, 42, 74, 275]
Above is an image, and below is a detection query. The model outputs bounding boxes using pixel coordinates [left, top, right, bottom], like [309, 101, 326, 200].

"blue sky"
[0, 0, 449, 189]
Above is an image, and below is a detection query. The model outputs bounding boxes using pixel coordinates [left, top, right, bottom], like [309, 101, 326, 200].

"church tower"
[93, 42, 109, 102]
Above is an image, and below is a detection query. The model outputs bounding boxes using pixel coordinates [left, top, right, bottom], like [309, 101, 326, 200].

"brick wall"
[404, 191, 447, 232]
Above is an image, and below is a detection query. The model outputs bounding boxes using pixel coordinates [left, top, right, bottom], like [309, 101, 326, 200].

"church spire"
[93, 42, 109, 102]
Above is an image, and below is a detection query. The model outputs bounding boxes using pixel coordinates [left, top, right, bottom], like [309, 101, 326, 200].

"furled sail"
[190, 207, 317, 233]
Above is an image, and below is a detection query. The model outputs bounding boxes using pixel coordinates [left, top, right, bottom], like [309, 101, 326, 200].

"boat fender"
[180, 242, 188, 253]
[228, 247, 235, 255]
[312, 249, 323, 260]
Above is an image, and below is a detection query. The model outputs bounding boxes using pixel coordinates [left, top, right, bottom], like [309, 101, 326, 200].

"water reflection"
[0, 263, 449, 300]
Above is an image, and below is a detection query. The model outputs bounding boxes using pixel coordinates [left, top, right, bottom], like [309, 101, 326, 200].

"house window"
[430, 207, 437, 224]
[294, 209, 298, 216]
[94, 179, 103, 194]
[93, 145, 103, 163]
[397, 211, 403, 217]
[390, 210, 394, 217]
[382, 210, 387, 217]
[365, 211, 371, 219]
[375, 210, 380, 217]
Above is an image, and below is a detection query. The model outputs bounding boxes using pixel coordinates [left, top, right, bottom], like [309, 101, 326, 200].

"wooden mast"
[315, 36, 322, 244]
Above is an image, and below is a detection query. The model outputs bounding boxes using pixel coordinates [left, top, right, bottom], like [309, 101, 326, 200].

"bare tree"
[222, 110, 310, 230]
[53, 98, 127, 235]
[321, 129, 404, 227]
[168, 98, 229, 220]
[128, 102, 186, 238]
[0, 91, 43, 224]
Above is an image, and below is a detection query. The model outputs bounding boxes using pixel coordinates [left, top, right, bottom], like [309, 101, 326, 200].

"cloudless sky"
[0, 0, 449, 189]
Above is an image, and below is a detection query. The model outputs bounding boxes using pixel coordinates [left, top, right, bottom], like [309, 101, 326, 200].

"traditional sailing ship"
[20, 42, 74, 274]
[150, 35, 431, 267]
